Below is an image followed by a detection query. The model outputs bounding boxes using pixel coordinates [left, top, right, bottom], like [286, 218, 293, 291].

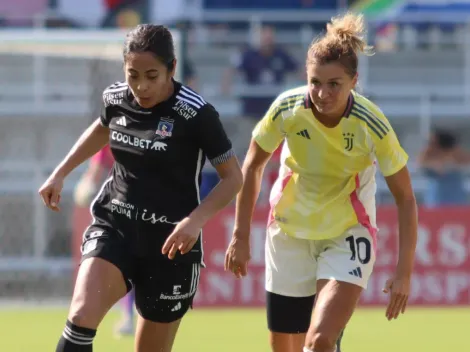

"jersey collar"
[304, 91, 355, 118]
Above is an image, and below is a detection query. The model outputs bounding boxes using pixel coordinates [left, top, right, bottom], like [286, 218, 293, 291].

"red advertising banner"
[364, 206, 470, 306]
[73, 206, 470, 307]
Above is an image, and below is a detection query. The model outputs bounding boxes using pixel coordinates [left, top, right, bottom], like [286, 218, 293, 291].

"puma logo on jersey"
[111, 131, 167, 151]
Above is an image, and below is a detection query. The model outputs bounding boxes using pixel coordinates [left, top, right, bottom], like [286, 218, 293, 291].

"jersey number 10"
[345, 235, 371, 264]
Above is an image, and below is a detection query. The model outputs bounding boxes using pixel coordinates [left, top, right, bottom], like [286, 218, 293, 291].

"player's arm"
[52, 118, 109, 179]
[234, 99, 285, 236]
[162, 105, 243, 259]
[225, 99, 285, 277]
[39, 118, 109, 211]
[190, 106, 243, 226]
[371, 112, 417, 320]
[54, 92, 114, 180]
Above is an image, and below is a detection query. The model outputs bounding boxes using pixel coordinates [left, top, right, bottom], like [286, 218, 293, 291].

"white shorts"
[265, 221, 376, 297]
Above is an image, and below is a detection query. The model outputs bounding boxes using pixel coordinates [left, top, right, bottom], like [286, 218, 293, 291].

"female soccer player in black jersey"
[39, 24, 243, 352]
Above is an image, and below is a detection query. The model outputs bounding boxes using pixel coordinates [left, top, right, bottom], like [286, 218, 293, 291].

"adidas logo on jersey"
[116, 116, 127, 126]
[348, 267, 362, 278]
[296, 129, 310, 139]
[171, 302, 182, 312]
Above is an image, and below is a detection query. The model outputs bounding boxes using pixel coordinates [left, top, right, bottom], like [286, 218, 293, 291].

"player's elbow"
[394, 191, 417, 209]
[218, 159, 244, 194]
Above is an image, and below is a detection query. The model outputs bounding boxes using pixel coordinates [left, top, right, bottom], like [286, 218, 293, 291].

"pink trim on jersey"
[268, 170, 293, 226]
[350, 174, 377, 250]
[91, 145, 114, 169]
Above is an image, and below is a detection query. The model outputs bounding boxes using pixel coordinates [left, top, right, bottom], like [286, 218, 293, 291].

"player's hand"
[162, 217, 201, 259]
[224, 235, 251, 279]
[383, 273, 411, 320]
[38, 173, 64, 212]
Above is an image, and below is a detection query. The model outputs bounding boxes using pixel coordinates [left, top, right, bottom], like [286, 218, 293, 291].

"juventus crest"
[343, 132, 354, 151]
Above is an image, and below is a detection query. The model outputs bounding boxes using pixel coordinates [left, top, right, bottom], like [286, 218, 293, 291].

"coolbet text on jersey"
[253, 86, 408, 241]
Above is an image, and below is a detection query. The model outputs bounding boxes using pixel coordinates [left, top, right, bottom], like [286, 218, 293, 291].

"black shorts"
[80, 190, 202, 323]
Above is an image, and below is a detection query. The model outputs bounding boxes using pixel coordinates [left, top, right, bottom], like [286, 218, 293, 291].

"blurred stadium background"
[1, 0, 470, 351]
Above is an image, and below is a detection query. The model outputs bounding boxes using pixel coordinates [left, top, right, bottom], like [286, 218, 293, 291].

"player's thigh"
[134, 260, 200, 322]
[265, 222, 317, 351]
[306, 226, 377, 349]
[267, 292, 315, 352]
[69, 231, 132, 328]
[134, 318, 182, 352]
[265, 221, 317, 298]
[316, 225, 376, 293]
[306, 280, 362, 351]
[134, 260, 200, 351]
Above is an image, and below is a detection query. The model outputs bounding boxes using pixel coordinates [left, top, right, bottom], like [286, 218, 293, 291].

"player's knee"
[68, 312, 96, 330]
[68, 303, 100, 329]
[306, 332, 337, 352]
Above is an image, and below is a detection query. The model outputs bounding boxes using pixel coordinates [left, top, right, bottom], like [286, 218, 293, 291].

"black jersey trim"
[350, 110, 385, 140]
[354, 104, 390, 132]
[351, 105, 389, 140]
[272, 94, 305, 121]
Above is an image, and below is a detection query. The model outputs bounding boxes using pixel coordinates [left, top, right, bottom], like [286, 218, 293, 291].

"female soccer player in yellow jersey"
[225, 12, 418, 352]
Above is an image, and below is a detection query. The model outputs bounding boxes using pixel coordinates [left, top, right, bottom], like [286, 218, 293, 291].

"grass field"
[1, 307, 468, 351]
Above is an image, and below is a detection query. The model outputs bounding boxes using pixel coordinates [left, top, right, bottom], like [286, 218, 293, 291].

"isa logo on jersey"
[156, 118, 174, 138]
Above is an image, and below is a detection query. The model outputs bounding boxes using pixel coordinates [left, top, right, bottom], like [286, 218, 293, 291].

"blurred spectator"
[100, 0, 148, 28]
[418, 129, 470, 207]
[222, 25, 300, 158]
[183, 59, 198, 90]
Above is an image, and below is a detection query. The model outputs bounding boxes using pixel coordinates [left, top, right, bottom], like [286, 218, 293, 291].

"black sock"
[56, 320, 96, 352]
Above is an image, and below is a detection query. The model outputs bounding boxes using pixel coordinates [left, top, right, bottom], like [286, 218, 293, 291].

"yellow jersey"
[253, 86, 408, 240]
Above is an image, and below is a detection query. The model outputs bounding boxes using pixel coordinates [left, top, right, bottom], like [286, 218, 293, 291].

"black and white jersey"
[94, 79, 234, 262]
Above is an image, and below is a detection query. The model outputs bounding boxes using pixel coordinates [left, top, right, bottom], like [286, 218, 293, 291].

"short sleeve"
[194, 105, 234, 166]
[252, 98, 286, 154]
[371, 113, 409, 177]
